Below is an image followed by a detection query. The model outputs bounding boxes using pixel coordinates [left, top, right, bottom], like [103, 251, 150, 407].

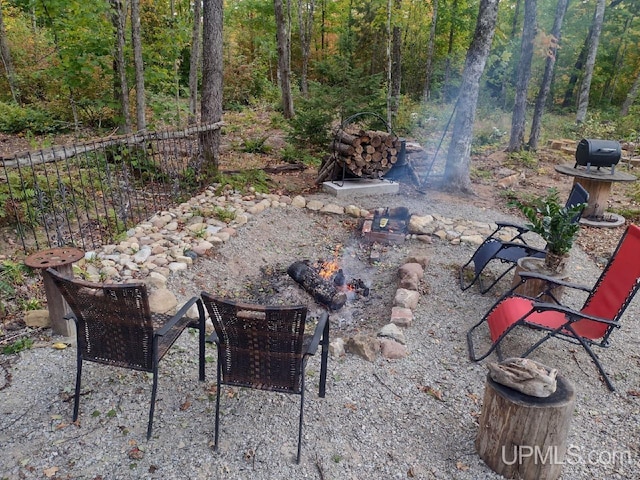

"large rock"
[393, 288, 420, 309]
[24, 310, 50, 328]
[148, 288, 177, 314]
[390, 306, 413, 327]
[408, 215, 435, 234]
[377, 323, 406, 345]
[346, 334, 379, 362]
[379, 338, 408, 359]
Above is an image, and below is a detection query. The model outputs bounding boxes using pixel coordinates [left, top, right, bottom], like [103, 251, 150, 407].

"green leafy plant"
[2, 337, 33, 355]
[213, 207, 236, 223]
[241, 136, 271, 154]
[515, 188, 586, 268]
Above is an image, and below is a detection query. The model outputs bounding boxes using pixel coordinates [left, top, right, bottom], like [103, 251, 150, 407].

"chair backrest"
[578, 224, 640, 339]
[47, 268, 155, 371]
[201, 292, 308, 394]
[565, 182, 589, 222]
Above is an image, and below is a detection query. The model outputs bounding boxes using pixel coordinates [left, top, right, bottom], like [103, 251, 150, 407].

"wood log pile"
[316, 128, 403, 183]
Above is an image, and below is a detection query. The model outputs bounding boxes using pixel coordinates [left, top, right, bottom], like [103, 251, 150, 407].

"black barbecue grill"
[574, 138, 621, 174]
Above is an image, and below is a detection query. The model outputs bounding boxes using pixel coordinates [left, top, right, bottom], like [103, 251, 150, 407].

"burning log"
[287, 260, 347, 310]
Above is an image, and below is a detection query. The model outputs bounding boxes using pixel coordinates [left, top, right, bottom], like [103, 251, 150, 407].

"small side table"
[555, 164, 637, 227]
[25, 247, 84, 337]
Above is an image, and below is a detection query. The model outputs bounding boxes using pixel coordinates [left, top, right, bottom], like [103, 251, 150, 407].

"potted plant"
[516, 188, 586, 273]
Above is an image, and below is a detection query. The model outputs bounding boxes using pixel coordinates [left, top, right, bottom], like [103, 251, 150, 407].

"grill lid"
[574, 138, 621, 172]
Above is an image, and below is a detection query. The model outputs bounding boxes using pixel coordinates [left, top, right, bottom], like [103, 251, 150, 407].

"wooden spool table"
[25, 247, 84, 337]
[476, 374, 576, 480]
[555, 164, 636, 227]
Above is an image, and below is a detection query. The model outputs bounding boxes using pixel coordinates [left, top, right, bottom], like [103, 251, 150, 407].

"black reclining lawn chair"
[459, 183, 588, 294]
[466, 224, 640, 391]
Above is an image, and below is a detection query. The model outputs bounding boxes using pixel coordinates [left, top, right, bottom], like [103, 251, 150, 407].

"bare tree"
[200, 0, 224, 170]
[297, 0, 315, 97]
[442, 0, 499, 193]
[507, 0, 537, 152]
[528, 0, 568, 151]
[621, 67, 640, 117]
[274, 0, 294, 118]
[576, 0, 606, 124]
[110, 0, 131, 134]
[189, 0, 202, 124]
[0, 0, 19, 104]
[389, 0, 402, 124]
[131, 0, 146, 131]
[422, 0, 438, 101]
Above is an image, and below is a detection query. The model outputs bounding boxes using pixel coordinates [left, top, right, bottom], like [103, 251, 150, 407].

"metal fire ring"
[24, 247, 85, 269]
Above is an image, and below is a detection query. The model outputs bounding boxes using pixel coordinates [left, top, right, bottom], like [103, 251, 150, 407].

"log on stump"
[287, 261, 347, 310]
[476, 375, 576, 480]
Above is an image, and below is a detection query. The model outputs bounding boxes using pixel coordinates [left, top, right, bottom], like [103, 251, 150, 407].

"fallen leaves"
[418, 385, 444, 401]
[43, 466, 59, 478]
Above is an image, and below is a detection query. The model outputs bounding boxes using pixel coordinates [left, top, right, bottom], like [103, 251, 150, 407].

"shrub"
[0, 102, 65, 134]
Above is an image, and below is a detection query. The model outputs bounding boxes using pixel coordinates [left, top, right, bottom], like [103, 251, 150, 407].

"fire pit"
[361, 207, 410, 244]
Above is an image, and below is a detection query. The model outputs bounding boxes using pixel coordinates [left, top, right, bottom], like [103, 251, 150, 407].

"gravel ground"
[2, 185, 640, 479]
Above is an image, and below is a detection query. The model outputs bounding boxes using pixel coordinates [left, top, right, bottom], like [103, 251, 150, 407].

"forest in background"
[1, 0, 640, 156]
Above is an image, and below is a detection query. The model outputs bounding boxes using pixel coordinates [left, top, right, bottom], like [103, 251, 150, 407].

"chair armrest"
[517, 271, 592, 292]
[498, 241, 546, 256]
[304, 312, 329, 356]
[156, 296, 201, 337]
[531, 301, 621, 328]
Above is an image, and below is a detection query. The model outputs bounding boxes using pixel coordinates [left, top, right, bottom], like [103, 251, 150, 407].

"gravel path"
[2, 185, 639, 479]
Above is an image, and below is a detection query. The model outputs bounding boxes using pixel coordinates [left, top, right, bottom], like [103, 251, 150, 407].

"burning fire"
[318, 260, 340, 280]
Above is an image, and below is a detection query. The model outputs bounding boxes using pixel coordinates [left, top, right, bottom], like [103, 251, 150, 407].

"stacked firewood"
[316, 128, 403, 183]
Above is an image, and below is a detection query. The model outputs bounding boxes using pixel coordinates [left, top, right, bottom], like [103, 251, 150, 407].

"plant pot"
[511, 256, 569, 302]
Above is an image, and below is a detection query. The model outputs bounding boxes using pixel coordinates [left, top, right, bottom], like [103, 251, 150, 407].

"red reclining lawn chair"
[467, 224, 640, 391]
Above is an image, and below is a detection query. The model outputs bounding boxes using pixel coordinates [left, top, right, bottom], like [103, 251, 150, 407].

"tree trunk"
[528, 0, 568, 151]
[110, 0, 131, 134]
[274, 0, 294, 118]
[422, 0, 438, 101]
[297, 0, 315, 97]
[0, 1, 20, 104]
[442, 0, 499, 193]
[188, 0, 202, 125]
[575, 0, 605, 124]
[621, 67, 640, 117]
[507, 0, 537, 153]
[561, 23, 590, 109]
[443, 0, 458, 102]
[131, 0, 146, 132]
[389, 0, 402, 124]
[287, 261, 347, 310]
[200, 0, 224, 172]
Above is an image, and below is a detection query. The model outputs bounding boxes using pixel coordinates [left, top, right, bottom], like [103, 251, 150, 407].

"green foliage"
[280, 144, 321, 166]
[213, 207, 236, 223]
[2, 337, 33, 355]
[507, 150, 538, 168]
[0, 102, 66, 134]
[241, 136, 272, 154]
[515, 188, 586, 256]
[213, 170, 270, 194]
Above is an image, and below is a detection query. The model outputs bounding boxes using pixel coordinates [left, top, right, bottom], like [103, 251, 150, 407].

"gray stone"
[393, 289, 419, 309]
[133, 245, 152, 263]
[148, 288, 177, 315]
[320, 204, 345, 215]
[306, 200, 324, 211]
[378, 323, 406, 345]
[291, 195, 306, 208]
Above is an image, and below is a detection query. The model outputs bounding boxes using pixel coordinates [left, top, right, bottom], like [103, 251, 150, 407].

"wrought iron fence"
[1, 122, 222, 253]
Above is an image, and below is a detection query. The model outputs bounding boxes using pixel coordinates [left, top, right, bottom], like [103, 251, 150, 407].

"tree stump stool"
[510, 257, 568, 303]
[476, 374, 576, 480]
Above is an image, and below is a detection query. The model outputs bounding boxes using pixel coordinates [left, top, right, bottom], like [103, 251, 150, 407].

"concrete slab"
[322, 179, 400, 197]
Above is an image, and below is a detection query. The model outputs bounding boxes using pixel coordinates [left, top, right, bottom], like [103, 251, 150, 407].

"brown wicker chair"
[46, 267, 205, 439]
[200, 292, 329, 464]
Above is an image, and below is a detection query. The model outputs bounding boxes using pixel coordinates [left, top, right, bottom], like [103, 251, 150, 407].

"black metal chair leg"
[147, 361, 159, 440]
[297, 375, 305, 464]
[73, 356, 82, 421]
[214, 361, 222, 450]
[319, 319, 329, 398]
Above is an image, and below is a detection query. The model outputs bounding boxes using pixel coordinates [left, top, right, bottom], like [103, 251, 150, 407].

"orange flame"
[318, 260, 340, 280]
